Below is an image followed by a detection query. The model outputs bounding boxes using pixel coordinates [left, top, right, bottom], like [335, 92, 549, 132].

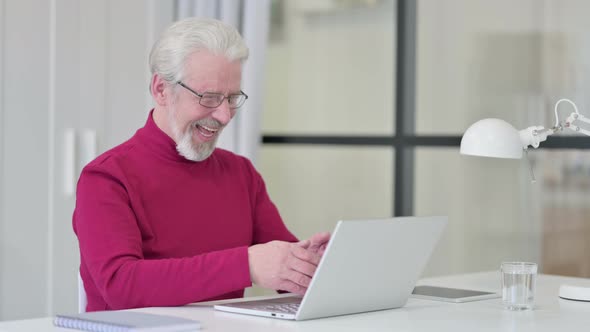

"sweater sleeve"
[245, 160, 298, 244]
[73, 164, 252, 310]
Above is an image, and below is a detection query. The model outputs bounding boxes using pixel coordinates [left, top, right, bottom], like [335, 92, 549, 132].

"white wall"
[0, 0, 174, 320]
[1, 0, 51, 319]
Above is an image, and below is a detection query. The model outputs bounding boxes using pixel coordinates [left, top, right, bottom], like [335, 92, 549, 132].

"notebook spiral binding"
[54, 316, 129, 332]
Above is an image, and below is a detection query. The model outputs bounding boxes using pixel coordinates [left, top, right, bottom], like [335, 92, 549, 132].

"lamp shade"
[460, 118, 523, 159]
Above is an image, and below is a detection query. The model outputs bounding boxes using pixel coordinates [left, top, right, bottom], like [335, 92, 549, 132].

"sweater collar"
[137, 109, 211, 164]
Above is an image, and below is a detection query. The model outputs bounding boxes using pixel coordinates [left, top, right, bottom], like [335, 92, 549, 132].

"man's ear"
[151, 74, 170, 106]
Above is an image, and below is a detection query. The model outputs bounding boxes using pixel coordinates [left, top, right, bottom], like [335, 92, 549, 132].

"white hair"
[149, 17, 249, 83]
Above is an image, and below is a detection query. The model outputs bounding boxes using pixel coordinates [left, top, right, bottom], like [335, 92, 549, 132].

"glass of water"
[501, 262, 537, 310]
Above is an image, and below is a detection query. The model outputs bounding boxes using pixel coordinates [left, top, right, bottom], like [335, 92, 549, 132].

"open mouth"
[195, 123, 220, 138]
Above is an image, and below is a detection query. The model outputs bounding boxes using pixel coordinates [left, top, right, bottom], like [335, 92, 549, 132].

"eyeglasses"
[177, 81, 248, 109]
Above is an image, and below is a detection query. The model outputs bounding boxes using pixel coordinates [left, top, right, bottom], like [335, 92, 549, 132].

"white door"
[0, 0, 174, 320]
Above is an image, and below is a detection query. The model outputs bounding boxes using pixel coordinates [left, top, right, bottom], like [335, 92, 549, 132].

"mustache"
[193, 118, 223, 129]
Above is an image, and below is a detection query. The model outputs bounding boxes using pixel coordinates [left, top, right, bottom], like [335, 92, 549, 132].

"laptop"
[214, 216, 447, 321]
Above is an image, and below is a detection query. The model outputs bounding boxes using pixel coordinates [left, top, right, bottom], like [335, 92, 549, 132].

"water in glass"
[501, 262, 537, 310]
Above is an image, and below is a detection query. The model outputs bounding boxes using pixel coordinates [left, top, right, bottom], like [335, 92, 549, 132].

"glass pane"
[258, 145, 393, 239]
[535, 150, 590, 277]
[262, 0, 396, 135]
[415, 148, 542, 277]
[246, 145, 393, 297]
[415, 147, 590, 279]
[416, 0, 590, 135]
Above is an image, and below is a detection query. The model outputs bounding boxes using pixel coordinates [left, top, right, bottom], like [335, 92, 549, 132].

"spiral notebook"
[53, 311, 200, 332]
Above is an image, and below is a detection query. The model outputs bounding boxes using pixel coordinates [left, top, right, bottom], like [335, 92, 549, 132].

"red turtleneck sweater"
[73, 111, 297, 312]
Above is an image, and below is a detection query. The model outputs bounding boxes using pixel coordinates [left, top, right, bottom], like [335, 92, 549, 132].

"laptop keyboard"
[223, 297, 303, 314]
[250, 302, 300, 314]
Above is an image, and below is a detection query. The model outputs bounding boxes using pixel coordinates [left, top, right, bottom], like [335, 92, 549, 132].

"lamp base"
[559, 284, 590, 302]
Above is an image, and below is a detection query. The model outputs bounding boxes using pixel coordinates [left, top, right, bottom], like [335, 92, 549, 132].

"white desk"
[2, 271, 590, 331]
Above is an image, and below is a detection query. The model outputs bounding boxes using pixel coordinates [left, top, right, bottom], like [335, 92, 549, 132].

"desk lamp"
[460, 98, 590, 302]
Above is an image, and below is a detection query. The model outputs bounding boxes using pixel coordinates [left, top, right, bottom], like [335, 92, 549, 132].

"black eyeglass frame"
[176, 81, 248, 109]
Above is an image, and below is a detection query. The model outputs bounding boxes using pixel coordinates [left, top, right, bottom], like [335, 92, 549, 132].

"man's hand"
[298, 232, 331, 256]
[248, 240, 322, 295]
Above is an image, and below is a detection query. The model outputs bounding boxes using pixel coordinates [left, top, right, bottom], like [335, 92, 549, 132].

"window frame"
[261, 0, 590, 216]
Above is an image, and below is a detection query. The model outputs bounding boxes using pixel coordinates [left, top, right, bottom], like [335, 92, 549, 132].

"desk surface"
[2, 271, 590, 331]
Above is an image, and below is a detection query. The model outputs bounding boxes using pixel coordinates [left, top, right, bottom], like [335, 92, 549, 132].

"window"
[260, 0, 590, 278]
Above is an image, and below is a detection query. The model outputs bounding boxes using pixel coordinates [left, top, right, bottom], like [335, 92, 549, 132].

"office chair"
[78, 272, 87, 313]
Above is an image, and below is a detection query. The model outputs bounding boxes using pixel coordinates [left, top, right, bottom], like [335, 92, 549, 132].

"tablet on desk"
[411, 285, 500, 303]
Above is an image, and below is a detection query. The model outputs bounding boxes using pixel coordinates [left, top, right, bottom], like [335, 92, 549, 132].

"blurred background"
[1, 0, 590, 321]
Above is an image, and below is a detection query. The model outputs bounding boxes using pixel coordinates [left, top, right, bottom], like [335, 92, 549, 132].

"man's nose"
[211, 99, 233, 125]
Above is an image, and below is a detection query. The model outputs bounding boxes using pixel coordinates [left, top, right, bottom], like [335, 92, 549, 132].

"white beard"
[168, 107, 221, 162]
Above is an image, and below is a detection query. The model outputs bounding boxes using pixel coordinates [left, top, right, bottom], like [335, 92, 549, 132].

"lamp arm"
[554, 98, 580, 126]
[519, 126, 556, 149]
[519, 99, 590, 149]
[565, 112, 590, 136]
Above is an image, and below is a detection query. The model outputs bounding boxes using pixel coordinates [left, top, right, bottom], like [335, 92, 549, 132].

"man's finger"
[278, 277, 307, 295]
[297, 239, 310, 249]
[290, 244, 322, 266]
[287, 253, 317, 277]
[308, 232, 331, 251]
[281, 269, 312, 289]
